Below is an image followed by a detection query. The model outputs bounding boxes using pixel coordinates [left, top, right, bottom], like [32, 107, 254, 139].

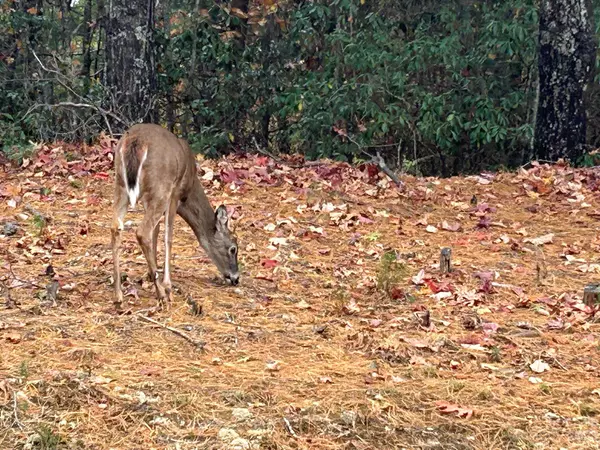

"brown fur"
[111, 124, 240, 308]
[122, 134, 142, 191]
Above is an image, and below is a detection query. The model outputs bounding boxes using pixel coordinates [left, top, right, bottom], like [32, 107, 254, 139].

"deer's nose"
[226, 273, 240, 286]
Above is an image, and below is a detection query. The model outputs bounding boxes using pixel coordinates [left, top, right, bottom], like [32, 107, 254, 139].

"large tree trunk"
[104, 0, 157, 131]
[533, 0, 595, 162]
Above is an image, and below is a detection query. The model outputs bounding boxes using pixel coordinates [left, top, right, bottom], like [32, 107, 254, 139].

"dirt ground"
[1, 142, 600, 449]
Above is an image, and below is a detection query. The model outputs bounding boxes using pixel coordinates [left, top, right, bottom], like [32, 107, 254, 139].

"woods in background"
[0, 0, 598, 176]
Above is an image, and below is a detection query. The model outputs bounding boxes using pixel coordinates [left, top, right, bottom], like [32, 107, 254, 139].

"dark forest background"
[1, 0, 599, 176]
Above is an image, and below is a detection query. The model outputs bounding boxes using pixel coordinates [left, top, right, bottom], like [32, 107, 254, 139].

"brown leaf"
[441, 221, 462, 232]
[435, 400, 474, 419]
[523, 233, 554, 246]
[6, 333, 21, 344]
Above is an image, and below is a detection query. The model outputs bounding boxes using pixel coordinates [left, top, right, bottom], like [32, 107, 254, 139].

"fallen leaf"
[266, 360, 281, 372]
[296, 300, 311, 309]
[441, 221, 462, 232]
[343, 300, 360, 315]
[261, 259, 278, 269]
[524, 233, 554, 246]
[6, 333, 21, 344]
[89, 375, 113, 385]
[435, 400, 474, 419]
[530, 359, 550, 373]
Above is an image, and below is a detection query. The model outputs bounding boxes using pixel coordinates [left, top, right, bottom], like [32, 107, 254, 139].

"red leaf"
[220, 169, 240, 183]
[261, 259, 278, 269]
[93, 172, 110, 180]
[390, 286, 404, 300]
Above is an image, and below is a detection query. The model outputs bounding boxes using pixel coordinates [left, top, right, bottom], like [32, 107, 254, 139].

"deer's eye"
[229, 246, 237, 256]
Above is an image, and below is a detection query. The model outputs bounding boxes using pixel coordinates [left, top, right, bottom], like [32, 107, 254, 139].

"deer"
[111, 123, 239, 308]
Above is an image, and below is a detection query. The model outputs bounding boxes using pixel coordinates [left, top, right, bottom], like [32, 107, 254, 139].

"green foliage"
[0, 0, 591, 175]
[31, 212, 47, 236]
[376, 251, 407, 297]
[35, 425, 64, 450]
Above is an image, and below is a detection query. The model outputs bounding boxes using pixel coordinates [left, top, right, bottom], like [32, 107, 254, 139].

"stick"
[252, 137, 326, 169]
[13, 392, 23, 430]
[283, 417, 297, 438]
[137, 315, 205, 348]
[342, 133, 403, 187]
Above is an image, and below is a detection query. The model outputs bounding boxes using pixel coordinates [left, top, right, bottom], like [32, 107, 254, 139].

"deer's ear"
[215, 205, 229, 232]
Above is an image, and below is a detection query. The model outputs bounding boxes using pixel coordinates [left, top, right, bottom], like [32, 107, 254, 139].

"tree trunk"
[104, 0, 157, 130]
[533, 0, 595, 162]
[80, 0, 94, 93]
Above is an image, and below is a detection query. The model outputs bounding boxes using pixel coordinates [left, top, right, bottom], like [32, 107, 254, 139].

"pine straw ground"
[2, 142, 600, 450]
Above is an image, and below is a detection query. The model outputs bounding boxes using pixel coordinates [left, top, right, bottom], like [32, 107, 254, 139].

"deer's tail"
[117, 133, 148, 207]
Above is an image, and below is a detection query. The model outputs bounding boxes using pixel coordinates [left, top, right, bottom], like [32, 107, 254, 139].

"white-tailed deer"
[111, 124, 239, 307]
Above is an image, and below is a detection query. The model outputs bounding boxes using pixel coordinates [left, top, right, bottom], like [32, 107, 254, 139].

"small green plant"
[578, 403, 598, 417]
[19, 360, 29, 379]
[365, 232, 381, 242]
[489, 346, 502, 362]
[422, 366, 439, 379]
[376, 251, 407, 298]
[539, 383, 552, 395]
[31, 213, 47, 236]
[448, 380, 465, 393]
[69, 179, 83, 189]
[477, 388, 494, 400]
[36, 425, 64, 450]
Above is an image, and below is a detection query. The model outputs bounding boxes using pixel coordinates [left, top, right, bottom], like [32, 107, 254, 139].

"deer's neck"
[177, 178, 216, 249]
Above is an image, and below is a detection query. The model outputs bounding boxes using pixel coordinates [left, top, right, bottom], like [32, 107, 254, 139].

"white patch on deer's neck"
[124, 147, 148, 208]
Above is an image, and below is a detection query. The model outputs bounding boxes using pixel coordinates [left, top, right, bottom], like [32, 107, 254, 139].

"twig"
[283, 417, 297, 438]
[137, 315, 205, 349]
[251, 137, 326, 169]
[373, 151, 403, 186]
[13, 392, 23, 430]
[4, 252, 44, 290]
[342, 133, 403, 187]
[30, 50, 128, 135]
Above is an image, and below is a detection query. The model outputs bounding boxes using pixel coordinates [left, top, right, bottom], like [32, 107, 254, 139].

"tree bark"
[80, 0, 94, 92]
[103, 0, 157, 130]
[534, 0, 595, 162]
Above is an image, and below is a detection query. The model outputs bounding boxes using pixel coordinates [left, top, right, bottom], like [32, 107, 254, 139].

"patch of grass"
[422, 366, 439, 379]
[448, 380, 465, 393]
[19, 360, 29, 379]
[36, 425, 64, 450]
[376, 251, 407, 297]
[489, 346, 502, 362]
[539, 383, 552, 395]
[578, 403, 598, 417]
[69, 179, 83, 189]
[500, 428, 533, 449]
[365, 232, 381, 242]
[477, 388, 494, 401]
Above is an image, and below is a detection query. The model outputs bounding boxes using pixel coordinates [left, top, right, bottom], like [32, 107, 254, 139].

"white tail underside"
[121, 147, 148, 208]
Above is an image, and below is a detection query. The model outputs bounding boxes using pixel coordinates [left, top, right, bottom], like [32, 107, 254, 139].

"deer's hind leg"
[111, 184, 129, 308]
[137, 197, 170, 307]
[161, 196, 178, 301]
[149, 220, 160, 281]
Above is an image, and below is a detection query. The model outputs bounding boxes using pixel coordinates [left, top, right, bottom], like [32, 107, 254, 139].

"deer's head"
[206, 205, 239, 285]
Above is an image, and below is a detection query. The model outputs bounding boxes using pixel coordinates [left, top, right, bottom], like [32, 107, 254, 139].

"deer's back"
[123, 124, 196, 197]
